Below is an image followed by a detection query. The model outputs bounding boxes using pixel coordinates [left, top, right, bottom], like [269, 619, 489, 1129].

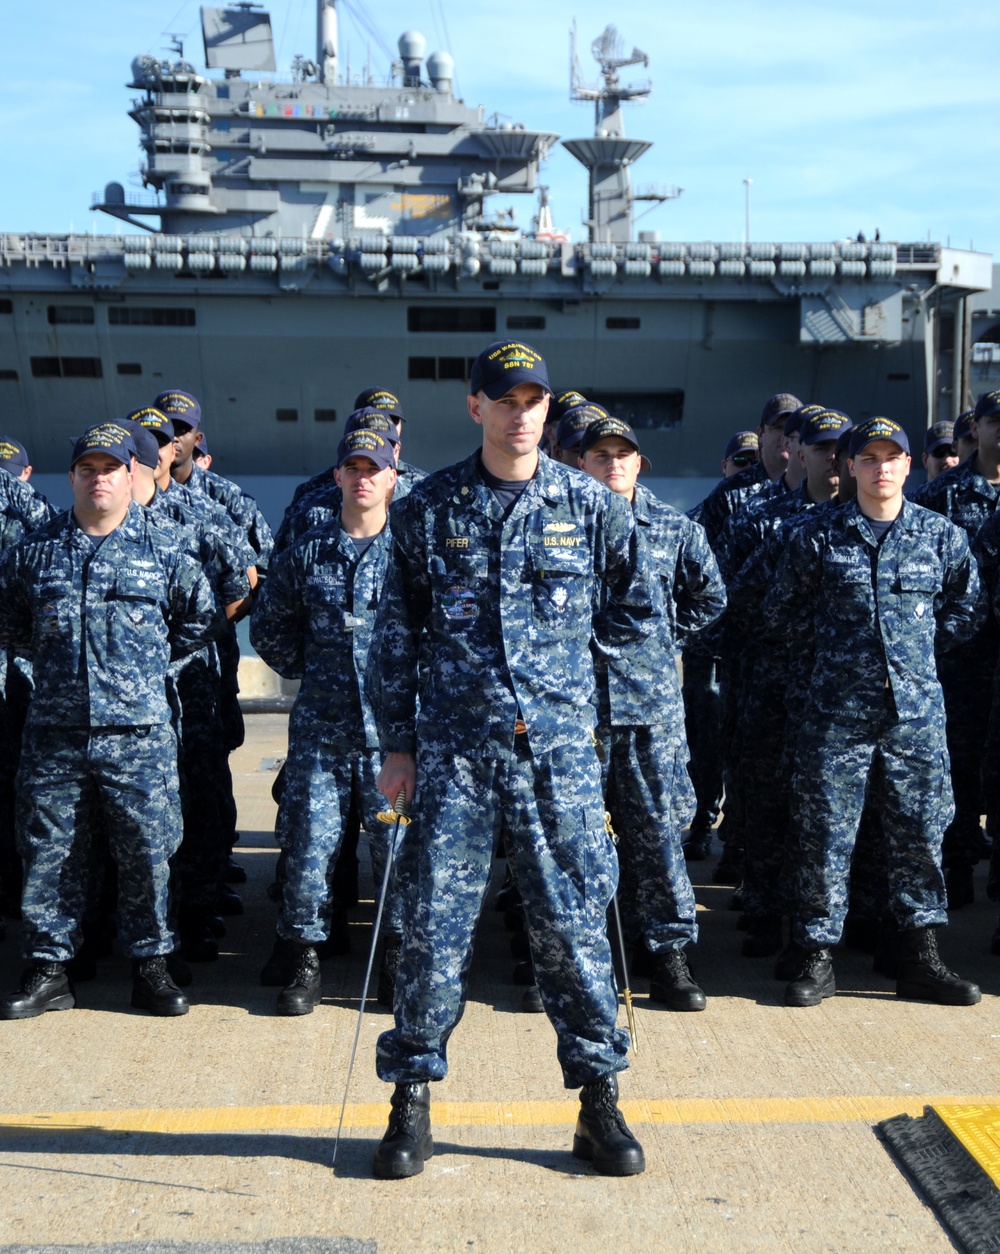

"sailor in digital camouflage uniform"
[907, 422, 958, 505]
[250, 427, 400, 1015]
[0, 438, 58, 937]
[721, 409, 853, 957]
[548, 401, 608, 468]
[762, 417, 984, 1009]
[703, 393, 801, 884]
[276, 389, 426, 561]
[679, 430, 758, 860]
[914, 389, 1000, 908]
[273, 407, 413, 557]
[578, 417, 726, 1010]
[0, 424, 222, 1020]
[158, 388, 274, 892]
[124, 416, 256, 961]
[367, 340, 656, 1180]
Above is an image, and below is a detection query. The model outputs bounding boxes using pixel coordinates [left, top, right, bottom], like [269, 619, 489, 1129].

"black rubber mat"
[879, 1107, 1000, 1254]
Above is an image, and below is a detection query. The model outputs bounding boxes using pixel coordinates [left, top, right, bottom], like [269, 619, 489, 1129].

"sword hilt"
[377, 788, 411, 826]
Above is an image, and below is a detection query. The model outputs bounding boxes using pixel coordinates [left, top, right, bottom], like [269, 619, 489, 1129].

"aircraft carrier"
[0, 1, 993, 478]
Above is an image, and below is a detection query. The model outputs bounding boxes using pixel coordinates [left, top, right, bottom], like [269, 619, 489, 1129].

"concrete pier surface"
[0, 713, 998, 1253]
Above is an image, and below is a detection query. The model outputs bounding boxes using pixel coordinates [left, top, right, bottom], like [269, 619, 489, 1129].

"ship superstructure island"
[0, 1, 992, 476]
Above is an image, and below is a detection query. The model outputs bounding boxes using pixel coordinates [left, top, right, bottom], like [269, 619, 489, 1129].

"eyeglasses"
[730, 454, 756, 467]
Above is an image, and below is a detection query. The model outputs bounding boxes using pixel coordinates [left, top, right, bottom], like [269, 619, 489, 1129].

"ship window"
[887, 373, 910, 381]
[0, 299, 12, 314]
[168, 182, 210, 196]
[438, 357, 467, 381]
[314, 409, 338, 423]
[408, 357, 437, 380]
[109, 307, 197, 327]
[407, 307, 496, 334]
[30, 356, 102, 379]
[48, 306, 96, 325]
[507, 315, 546, 331]
[586, 390, 685, 430]
[606, 317, 641, 330]
[0, 369, 18, 381]
[276, 408, 299, 423]
[62, 357, 103, 378]
[117, 363, 143, 375]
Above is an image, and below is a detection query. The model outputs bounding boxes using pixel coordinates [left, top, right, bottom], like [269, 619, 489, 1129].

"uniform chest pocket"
[429, 550, 490, 628]
[303, 572, 350, 642]
[820, 554, 872, 624]
[529, 542, 592, 634]
[108, 574, 164, 629]
[894, 572, 939, 623]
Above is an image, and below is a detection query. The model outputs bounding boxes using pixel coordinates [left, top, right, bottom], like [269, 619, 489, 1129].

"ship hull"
[0, 271, 937, 477]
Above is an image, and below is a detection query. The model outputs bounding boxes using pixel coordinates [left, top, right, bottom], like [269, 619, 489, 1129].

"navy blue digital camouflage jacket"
[369, 452, 659, 758]
[0, 503, 222, 728]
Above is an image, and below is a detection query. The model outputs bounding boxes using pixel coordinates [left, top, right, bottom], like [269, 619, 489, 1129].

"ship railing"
[0, 231, 951, 287]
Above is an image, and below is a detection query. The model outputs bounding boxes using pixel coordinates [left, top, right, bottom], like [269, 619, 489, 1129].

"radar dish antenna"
[570, 22, 651, 131]
[201, 5, 277, 73]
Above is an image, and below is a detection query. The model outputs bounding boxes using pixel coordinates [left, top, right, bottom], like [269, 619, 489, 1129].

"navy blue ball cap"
[153, 389, 201, 428]
[759, 393, 803, 427]
[126, 405, 175, 444]
[119, 419, 160, 470]
[0, 437, 30, 472]
[556, 403, 608, 450]
[353, 387, 405, 422]
[953, 410, 976, 442]
[70, 422, 137, 469]
[193, 431, 209, 459]
[723, 430, 759, 460]
[549, 389, 589, 424]
[336, 428, 396, 472]
[469, 340, 551, 400]
[783, 404, 821, 440]
[579, 416, 653, 471]
[800, 409, 854, 446]
[974, 389, 1000, 421]
[847, 416, 910, 458]
[344, 406, 401, 446]
[924, 420, 955, 455]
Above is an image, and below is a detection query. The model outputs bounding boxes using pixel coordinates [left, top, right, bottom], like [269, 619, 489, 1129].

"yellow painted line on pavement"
[0, 1096, 997, 1137]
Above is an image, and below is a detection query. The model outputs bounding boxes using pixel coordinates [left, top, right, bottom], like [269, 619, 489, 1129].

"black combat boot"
[895, 927, 981, 1005]
[0, 962, 75, 1020]
[573, 1073, 645, 1176]
[649, 948, 706, 1011]
[276, 944, 322, 1016]
[784, 948, 836, 1007]
[131, 956, 189, 1016]
[260, 936, 299, 986]
[741, 916, 783, 958]
[377, 934, 402, 1007]
[372, 1082, 433, 1179]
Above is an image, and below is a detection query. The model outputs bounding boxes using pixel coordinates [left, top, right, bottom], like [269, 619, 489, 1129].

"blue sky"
[2, 0, 998, 254]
